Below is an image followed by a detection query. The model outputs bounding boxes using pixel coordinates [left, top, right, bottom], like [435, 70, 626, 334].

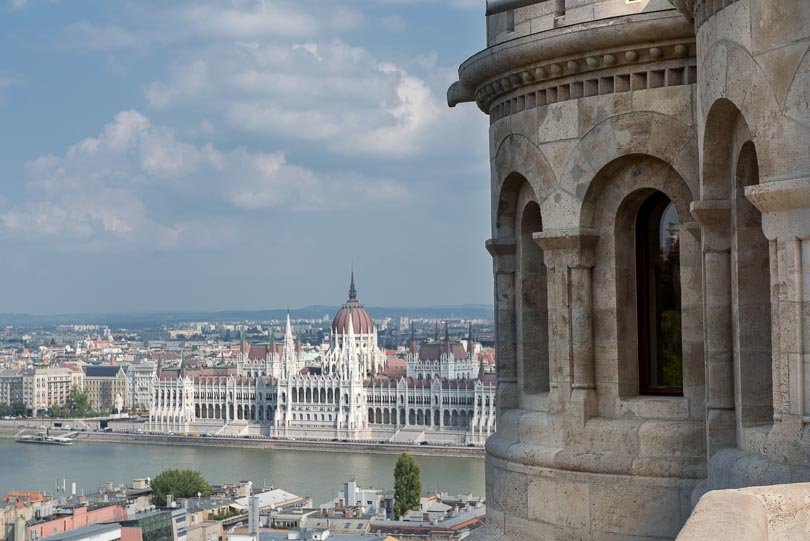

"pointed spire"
[348, 269, 357, 301]
[434, 321, 439, 342]
[445, 321, 449, 343]
[284, 311, 294, 343]
[467, 322, 474, 355]
[409, 322, 417, 355]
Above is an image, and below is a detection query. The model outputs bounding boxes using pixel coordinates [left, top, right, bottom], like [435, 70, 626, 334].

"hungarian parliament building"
[148, 276, 496, 445]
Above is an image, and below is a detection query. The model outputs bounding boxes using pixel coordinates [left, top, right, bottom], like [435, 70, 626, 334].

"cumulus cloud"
[59, 1, 486, 162]
[0, 110, 408, 248]
[145, 38, 449, 159]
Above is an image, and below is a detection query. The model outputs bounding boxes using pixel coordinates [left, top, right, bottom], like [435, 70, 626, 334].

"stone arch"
[699, 40, 799, 184]
[493, 134, 556, 239]
[580, 155, 701, 409]
[702, 97, 774, 446]
[559, 112, 698, 231]
[515, 190, 549, 401]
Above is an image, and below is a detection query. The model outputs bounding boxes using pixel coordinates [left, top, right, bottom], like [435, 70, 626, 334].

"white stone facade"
[148, 280, 496, 444]
[450, 0, 810, 539]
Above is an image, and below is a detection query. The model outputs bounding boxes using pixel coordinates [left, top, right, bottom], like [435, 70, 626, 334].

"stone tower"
[450, 1, 810, 539]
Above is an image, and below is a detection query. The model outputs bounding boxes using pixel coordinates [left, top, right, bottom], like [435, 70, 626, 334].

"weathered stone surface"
[450, 0, 810, 539]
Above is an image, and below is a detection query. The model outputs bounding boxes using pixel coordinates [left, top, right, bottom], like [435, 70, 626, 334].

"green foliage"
[151, 469, 212, 507]
[393, 453, 422, 519]
[210, 509, 245, 521]
[69, 386, 91, 416]
[0, 402, 26, 417]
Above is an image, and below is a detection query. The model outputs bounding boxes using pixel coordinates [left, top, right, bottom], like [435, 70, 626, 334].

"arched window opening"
[517, 201, 549, 397]
[637, 191, 683, 395]
[733, 141, 772, 429]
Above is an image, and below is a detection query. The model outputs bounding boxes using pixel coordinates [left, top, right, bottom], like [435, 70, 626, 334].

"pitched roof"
[83, 365, 126, 378]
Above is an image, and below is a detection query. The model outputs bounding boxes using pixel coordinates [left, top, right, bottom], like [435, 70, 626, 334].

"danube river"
[0, 440, 484, 504]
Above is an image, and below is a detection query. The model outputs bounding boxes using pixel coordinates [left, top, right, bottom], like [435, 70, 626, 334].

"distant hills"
[0, 305, 494, 329]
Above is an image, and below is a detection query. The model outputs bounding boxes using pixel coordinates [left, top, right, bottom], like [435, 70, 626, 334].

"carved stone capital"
[532, 228, 600, 269]
[690, 200, 731, 253]
[746, 178, 810, 241]
[486, 237, 517, 274]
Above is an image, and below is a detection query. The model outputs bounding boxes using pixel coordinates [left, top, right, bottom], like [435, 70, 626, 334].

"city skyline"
[0, 1, 492, 314]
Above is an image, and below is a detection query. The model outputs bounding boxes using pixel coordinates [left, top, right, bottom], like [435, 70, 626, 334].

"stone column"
[486, 238, 518, 413]
[747, 178, 810, 463]
[533, 228, 599, 424]
[691, 200, 736, 456]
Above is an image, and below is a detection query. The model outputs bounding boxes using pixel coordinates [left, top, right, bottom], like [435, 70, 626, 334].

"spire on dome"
[468, 322, 474, 355]
[348, 270, 357, 301]
[445, 321, 449, 342]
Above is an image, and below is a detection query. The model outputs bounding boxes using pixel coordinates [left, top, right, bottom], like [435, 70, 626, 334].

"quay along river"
[0, 439, 484, 504]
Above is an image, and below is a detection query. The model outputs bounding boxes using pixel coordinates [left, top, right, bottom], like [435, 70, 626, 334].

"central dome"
[332, 273, 375, 335]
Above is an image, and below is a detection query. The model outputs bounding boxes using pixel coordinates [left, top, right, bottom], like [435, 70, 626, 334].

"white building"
[148, 275, 496, 444]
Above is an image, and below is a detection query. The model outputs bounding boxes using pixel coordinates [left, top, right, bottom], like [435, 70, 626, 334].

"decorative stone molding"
[485, 43, 696, 122]
[745, 177, 810, 240]
[448, 11, 695, 119]
[485, 237, 518, 274]
[693, 0, 743, 30]
[690, 200, 731, 252]
[532, 228, 600, 269]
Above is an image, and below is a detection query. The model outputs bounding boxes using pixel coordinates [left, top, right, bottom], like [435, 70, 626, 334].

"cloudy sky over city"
[0, 0, 491, 314]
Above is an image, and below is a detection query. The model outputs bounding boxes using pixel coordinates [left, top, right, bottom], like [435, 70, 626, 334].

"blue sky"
[0, 0, 491, 314]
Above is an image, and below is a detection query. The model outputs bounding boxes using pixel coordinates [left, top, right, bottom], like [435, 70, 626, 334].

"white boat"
[16, 433, 74, 446]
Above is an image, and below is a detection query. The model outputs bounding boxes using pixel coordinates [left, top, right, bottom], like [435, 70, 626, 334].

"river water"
[0, 440, 484, 504]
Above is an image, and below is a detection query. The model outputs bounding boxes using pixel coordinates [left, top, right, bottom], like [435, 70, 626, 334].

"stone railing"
[677, 483, 810, 540]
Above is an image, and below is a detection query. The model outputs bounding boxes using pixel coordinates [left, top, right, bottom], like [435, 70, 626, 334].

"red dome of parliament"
[332, 273, 375, 335]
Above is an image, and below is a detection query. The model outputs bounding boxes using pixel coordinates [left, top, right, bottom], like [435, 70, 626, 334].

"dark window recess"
[636, 192, 683, 395]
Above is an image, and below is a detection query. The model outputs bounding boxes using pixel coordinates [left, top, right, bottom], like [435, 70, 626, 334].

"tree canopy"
[393, 453, 422, 519]
[151, 469, 212, 506]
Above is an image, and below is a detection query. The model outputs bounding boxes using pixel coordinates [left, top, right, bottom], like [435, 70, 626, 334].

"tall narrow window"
[637, 192, 683, 395]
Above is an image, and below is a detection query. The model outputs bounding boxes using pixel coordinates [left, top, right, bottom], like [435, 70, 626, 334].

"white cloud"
[145, 38, 450, 159]
[0, 110, 409, 248]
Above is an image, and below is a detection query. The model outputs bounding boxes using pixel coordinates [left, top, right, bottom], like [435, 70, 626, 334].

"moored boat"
[16, 433, 74, 446]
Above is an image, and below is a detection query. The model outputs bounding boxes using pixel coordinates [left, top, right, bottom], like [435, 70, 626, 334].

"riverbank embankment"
[0, 424, 484, 458]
